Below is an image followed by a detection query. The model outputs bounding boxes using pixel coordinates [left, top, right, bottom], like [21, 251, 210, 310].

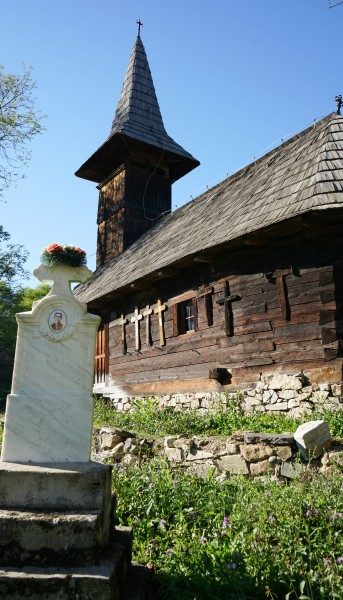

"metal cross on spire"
[136, 19, 143, 36]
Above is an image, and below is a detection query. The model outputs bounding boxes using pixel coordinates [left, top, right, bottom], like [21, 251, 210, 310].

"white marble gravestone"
[1, 264, 101, 463]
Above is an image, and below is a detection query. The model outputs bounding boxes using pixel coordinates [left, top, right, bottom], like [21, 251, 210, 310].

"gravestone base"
[0, 462, 148, 599]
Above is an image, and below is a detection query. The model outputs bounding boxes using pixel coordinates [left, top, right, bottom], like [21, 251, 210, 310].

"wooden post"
[275, 267, 292, 321]
[154, 299, 167, 346]
[197, 284, 214, 326]
[119, 314, 128, 354]
[142, 304, 153, 346]
[216, 281, 239, 336]
[130, 307, 143, 351]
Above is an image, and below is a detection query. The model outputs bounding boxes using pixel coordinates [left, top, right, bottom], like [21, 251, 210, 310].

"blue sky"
[1, 0, 342, 287]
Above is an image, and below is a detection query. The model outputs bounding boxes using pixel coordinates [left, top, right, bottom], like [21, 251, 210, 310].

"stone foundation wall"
[100, 373, 343, 417]
[94, 427, 343, 481]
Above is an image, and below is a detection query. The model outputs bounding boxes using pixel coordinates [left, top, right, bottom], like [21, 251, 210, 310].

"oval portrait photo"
[49, 309, 67, 332]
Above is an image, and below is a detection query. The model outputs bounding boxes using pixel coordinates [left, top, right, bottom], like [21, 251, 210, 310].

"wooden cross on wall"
[197, 284, 214, 326]
[143, 304, 153, 346]
[266, 260, 293, 321]
[216, 280, 239, 336]
[119, 314, 128, 355]
[275, 266, 292, 321]
[131, 307, 143, 351]
[154, 299, 167, 346]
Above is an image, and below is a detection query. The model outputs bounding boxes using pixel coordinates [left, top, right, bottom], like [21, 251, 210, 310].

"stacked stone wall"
[100, 373, 343, 417]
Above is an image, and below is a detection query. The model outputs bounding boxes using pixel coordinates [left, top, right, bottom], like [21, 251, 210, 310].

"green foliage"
[113, 457, 343, 600]
[0, 225, 28, 283]
[0, 280, 50, 353]
[93, 395, 303, 438]
[0, 63, 45, 197]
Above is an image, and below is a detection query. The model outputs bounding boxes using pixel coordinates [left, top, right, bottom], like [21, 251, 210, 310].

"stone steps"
[0, 461, 151, 599]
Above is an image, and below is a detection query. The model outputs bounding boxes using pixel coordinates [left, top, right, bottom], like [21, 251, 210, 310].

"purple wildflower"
[221, 530, 227, 536]
[265, 491, 271, 497]
[200, 536, 207, 543]
[159, 519, 166, 526]
[337, 557, 343, 564]
[324, 558, 332, 566]
[227, 563, 237, 569]
[306, 510, 311, 518]
[269, 514, 274, 522]
[332, 512, 342, 520]
[185, 492, 190, 497]
[223, 517, 230, 528]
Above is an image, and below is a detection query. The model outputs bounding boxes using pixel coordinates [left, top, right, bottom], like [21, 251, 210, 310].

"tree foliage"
[0, 63, 45, 197]
[0, 225, 28, 283]
[0, 281, 50, 353]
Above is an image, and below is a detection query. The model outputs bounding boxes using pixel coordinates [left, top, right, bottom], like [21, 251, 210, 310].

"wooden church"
[75, 32, 343, 398]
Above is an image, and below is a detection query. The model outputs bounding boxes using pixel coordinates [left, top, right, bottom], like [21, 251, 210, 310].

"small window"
[173, 298, 198, 336]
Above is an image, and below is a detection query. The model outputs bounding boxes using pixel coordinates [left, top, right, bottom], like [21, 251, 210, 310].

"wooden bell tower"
[75, 33, 199, 268]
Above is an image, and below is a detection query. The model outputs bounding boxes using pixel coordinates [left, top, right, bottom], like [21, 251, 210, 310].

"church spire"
[75, 33, 199, 184]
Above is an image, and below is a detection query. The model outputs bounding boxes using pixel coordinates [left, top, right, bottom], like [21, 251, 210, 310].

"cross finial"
[136, 19, 143, 36]
[335, 95, 342, 115]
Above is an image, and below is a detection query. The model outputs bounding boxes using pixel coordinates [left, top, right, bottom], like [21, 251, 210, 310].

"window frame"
[173, 297, 198, 336]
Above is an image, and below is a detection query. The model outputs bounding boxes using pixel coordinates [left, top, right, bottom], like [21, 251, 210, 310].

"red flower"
[47, 243, 63, 253]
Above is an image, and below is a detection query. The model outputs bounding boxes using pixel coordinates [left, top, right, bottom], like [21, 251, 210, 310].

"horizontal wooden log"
[243, 340, 275, 353]
[273, 322, 321, 343]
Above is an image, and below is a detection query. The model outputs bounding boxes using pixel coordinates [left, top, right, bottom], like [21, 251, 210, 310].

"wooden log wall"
[103, 255, 343, 390]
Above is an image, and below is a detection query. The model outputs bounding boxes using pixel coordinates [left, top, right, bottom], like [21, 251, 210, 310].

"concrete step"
[0, 508, 113, 566]
[0, 526, 133, 600]
[0, 461, 112, 512]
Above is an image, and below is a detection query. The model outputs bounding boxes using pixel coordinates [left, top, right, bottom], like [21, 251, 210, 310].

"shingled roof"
[75, 35, 199, 184]
[75, 112, 343, 304]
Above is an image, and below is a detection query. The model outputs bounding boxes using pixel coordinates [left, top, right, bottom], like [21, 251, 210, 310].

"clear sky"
[1, 0, 342, 287]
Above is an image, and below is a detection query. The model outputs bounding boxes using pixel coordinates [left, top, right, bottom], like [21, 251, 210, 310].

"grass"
[95, 396, 343, 599]
[113, 456, 343, 600]
[93, 394, 343, 439]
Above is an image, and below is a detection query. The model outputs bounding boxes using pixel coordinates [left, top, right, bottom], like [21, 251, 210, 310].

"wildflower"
[185, 492, 190, 497]
[223, 517, 230, 528]
[166, 549, 173, 556]
[221, 530, 227, 536]
[227, 563, 237, 569]
[337, 557, 343, 564]
[332, 512, 342, 520]
[268, 514, 273, 522]
[159, 519, 167, 526]
[200, 536, 207, 543]
[305, 510, 311, 518]
[265, 491, 271, 497]
[189, 511, 195, 517]
[324, 558, 332, 566]
[172, 479, 178, 484]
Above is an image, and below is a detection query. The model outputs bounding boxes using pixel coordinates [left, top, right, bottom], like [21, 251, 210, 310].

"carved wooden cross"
[142, 304, 153, 346]
[154, 299, 167, 346]
[216, 281, 239, 336]
[275, 266, 292, 321]
[197, 284, 214, 326]
[119, 314, 128, 354]
[131, 307, 143, 351]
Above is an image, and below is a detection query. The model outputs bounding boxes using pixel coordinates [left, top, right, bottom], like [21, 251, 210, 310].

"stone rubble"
[93, 421, 343, 482]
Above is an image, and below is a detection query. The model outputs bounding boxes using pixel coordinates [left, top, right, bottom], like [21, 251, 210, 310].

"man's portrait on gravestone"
[49, 310, 66, 332]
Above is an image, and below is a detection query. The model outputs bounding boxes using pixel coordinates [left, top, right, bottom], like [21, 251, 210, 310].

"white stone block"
[294, 420, 331, 460]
